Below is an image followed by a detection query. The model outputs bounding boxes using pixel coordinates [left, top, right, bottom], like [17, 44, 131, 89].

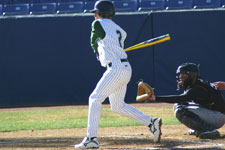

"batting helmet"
[176, 62, 200, 90]
[90, 0, 115, 17]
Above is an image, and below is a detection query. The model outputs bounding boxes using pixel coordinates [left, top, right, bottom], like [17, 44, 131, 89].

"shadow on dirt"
[0, 137, 77, 148]
[0, 136, 224, 149]
[100, 136, 225, 150]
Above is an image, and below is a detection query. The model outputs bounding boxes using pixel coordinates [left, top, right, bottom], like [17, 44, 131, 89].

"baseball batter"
[75, 0, 162, 149]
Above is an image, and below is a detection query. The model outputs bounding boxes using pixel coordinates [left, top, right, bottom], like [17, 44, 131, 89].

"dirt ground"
[0, 104, 225, 150]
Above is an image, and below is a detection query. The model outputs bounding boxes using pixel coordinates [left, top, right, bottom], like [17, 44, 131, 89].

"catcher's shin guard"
[174, 105, 214, 133]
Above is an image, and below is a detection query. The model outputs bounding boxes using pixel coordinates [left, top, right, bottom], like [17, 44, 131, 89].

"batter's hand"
[213, 81, 225, 90]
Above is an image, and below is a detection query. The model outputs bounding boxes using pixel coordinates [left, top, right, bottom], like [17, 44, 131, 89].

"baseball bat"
[124, 34, 170, 52]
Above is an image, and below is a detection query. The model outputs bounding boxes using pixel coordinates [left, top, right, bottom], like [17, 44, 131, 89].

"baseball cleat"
[149, 118, 162, 143]
[74, 137, 99, 149]
[198, 129, 220, 139]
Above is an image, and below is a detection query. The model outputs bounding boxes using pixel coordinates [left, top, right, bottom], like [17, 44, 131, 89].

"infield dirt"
[0, 103, 224, 150]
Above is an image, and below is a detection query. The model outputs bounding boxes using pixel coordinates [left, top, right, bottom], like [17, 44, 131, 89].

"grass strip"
[0, 104, 180, 132]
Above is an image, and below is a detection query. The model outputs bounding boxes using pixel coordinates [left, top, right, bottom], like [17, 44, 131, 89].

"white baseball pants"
[87, 60, 152, 137]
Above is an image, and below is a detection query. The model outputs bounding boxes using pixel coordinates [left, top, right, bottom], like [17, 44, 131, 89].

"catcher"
[136, 62, 225, 139]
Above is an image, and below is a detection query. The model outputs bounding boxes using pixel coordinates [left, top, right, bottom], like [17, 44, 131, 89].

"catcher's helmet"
[176, 62, 200, 90]
[90, 0, 115, 17]
[176, 62, 200, 75]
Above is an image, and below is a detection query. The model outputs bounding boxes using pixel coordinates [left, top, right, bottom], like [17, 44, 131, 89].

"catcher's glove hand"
[136, 81, 154, 102]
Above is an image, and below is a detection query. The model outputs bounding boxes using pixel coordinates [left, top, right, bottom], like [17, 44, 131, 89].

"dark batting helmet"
[176, 62, 200, 90]
[90, 0, 115, 18]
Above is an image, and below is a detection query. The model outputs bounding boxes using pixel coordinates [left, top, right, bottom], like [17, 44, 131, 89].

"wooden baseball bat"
[124, 34, 170, 52]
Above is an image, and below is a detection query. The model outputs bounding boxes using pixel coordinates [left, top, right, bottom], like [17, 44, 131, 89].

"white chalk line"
[100, 135, 225, 149]
[175, 139, 225, 149]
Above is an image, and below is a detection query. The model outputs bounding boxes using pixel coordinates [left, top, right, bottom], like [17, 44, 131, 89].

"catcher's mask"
[90, 0, 115, 18]
[176, 62, 200, 90]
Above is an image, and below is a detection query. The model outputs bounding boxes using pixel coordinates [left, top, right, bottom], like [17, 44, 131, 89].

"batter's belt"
[107, 59, 128, 67]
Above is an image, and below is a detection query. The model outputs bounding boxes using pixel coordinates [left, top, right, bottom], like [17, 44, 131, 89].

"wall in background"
[0, 10, 224, 107]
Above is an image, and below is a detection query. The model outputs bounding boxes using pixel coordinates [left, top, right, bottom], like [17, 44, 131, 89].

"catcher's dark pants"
[173, 103, 225, 132]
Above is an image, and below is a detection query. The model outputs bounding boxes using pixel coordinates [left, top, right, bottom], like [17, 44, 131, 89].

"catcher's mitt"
[136, 81, 154, 102]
